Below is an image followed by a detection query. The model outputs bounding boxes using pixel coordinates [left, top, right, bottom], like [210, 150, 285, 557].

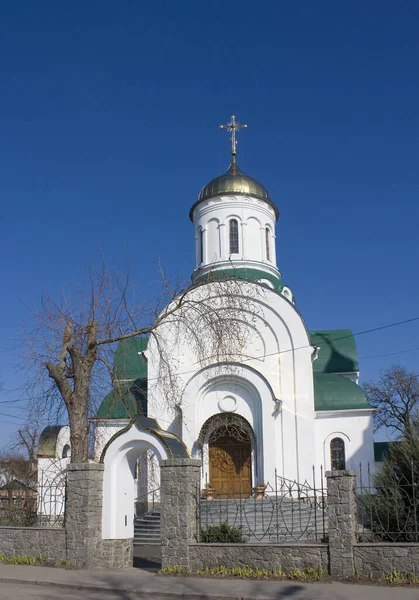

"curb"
[0, 577, 276, 600]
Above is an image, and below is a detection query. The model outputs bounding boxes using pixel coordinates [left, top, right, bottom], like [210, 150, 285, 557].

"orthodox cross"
[219, 115, 248, 156]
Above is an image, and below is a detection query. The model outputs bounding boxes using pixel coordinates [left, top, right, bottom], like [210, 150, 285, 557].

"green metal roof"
[95, 379, 147, 420]
[310, 330, 359, 374]
[193, 267, 284, 292]
[37, 425, 64, 458]
[314, 373, 371, 411]
[113, 336, 148, 380]
[100, 415, 190, 461]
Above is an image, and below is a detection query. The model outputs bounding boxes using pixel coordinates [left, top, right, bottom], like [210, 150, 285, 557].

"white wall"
[192, 194, 279, 280]
[314, 410, 375, 479]
[146, 280, 316, 486]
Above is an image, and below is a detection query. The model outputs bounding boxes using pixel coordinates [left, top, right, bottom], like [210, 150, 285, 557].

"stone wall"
[354, 544, 419, 578]
[326, 469, 357, 577]
[160, 458, 201, 569]
[0, 527, 66, 562]
[99, 539, 133, 569]
[190, 543, 328, 571]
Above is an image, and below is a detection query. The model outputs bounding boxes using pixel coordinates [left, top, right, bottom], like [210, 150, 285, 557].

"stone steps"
[133, 497, 328, 546]
[134, 509, 161, 546]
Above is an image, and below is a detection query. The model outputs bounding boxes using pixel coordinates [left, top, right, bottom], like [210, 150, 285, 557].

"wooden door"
[209, 434, 251, 497]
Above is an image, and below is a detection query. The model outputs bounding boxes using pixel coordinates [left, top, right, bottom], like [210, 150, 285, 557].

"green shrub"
[200, 522, 247, 543]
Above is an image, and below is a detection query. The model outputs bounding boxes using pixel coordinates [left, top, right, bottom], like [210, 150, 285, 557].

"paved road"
[2, 579, 419, 600]
[2, 564, 419, 600]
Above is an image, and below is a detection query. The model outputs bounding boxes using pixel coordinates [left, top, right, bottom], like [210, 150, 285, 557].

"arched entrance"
[199, 413, 256, 497]
[101, 416, 189, 540]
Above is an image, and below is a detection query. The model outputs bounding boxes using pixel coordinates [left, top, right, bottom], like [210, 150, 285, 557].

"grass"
[159, 565, 327, 581]
[0, 553, 72, 568]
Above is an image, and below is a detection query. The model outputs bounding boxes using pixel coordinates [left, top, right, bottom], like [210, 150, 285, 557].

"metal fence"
[37, 471, 66, 527]
[198, 467, 327, 543]
[357, 462, 419, 543]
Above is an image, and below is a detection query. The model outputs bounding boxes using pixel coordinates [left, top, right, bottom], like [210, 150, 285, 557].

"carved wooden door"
[209, 434, 252, 497]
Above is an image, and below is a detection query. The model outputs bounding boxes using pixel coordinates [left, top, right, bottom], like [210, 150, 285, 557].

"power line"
[360, 346, 419, 360]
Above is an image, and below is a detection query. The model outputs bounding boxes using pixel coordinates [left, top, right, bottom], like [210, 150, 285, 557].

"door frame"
[198, 413, 257, 490]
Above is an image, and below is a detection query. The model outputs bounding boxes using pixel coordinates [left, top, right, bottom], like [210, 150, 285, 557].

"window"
[62, 444, 71, 459]
[265, 227, 270, 260]
[199, 228, 204, 263]
[330, 438, 346, 470]
[229, 219, 239, 254]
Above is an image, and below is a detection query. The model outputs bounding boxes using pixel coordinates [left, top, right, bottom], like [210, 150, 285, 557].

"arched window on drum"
[265, 227, 270, 261]
[229, 219, 239, 254]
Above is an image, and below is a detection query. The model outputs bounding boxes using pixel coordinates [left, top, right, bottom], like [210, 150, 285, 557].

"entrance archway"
[199, 413, 256, 497]
[100, 416, 189, 540]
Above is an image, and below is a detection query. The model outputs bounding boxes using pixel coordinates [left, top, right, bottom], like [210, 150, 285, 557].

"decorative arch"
[198, 412, 257, 489]
[101, 416, 189, 539]
[198, 412, 256, 449]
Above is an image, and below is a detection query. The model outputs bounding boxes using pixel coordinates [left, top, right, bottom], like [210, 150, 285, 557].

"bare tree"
[363, 366, 419, 436]
[22, 260, 264, 463]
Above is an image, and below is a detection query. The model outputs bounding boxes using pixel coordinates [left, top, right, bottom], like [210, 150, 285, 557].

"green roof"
[96, 379, 147, 419]
[100, 416, 190, 462]
[113, 336, 148, 380]
[310, 330, 359, 374]
[37, 425, 64, 458]
[193, 268, 284, 292]
[314, 373, 371, 411]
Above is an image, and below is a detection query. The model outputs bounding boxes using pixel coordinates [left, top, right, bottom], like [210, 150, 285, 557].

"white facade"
[91, 152, 376, 539]
[192, 194, 279, 281]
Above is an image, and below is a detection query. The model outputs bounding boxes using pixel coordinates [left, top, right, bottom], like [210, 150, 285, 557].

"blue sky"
[1, 1, 418, 444]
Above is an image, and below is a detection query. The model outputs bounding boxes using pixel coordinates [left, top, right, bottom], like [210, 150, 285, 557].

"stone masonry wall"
[99, 539, 133, 569]
[189, 543, 329, 572]
[65, 462, 104, 568]
[0, 527, 66, 562]
[326, 470, 357, 577]
[160, 458, 201, 569]
[354, 544, 419, 578]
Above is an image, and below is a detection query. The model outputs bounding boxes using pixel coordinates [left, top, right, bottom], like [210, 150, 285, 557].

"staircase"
[133, 508, 161, 546]
[133, 497, 328, 545]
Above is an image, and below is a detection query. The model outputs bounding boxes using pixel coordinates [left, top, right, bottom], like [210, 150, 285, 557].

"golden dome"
[190, 157, 279, 221]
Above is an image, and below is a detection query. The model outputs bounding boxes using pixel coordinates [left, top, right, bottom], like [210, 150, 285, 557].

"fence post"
[65, 463, 104, 568]
[160, 458, 201, 570]
[326, 470, 357, 577]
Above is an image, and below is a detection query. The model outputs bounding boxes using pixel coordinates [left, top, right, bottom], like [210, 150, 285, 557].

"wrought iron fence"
[357, 462, 419, 542]
[37, 471, 66, 527]
[197, 467, 327, 543]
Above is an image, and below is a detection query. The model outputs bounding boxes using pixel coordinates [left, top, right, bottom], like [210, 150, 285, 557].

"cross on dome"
[219, 115, 247, 156]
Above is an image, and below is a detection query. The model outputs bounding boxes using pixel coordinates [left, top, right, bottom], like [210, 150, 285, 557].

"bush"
[200, 522, 247, 543]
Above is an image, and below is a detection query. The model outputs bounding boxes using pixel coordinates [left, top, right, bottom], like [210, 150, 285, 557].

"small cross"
[219, 115, 248, 156]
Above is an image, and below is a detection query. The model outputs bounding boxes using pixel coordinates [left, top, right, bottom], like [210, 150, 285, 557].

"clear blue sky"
[1, 1, 418, 444]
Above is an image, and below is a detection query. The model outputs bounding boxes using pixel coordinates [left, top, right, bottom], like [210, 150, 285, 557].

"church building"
[92, 115, 375, 496]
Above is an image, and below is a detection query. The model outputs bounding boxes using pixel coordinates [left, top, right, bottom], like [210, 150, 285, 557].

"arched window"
[330, 438, 346, 470]
[62, 444, 71, 459]
[199, 228, 204, 263]
[229, 219, 239, 254]
[265, 227, 270, 261]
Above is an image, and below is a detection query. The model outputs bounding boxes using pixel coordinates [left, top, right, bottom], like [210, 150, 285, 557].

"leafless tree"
[363, 365, 419, 436]
[21, 260, 264, 463]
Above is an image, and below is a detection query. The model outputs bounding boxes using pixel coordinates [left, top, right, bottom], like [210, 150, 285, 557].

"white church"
[38, 116, 375, 539]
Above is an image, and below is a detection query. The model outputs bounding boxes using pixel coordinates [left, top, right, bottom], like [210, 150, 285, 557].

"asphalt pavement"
[1, 563, 419, 600]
